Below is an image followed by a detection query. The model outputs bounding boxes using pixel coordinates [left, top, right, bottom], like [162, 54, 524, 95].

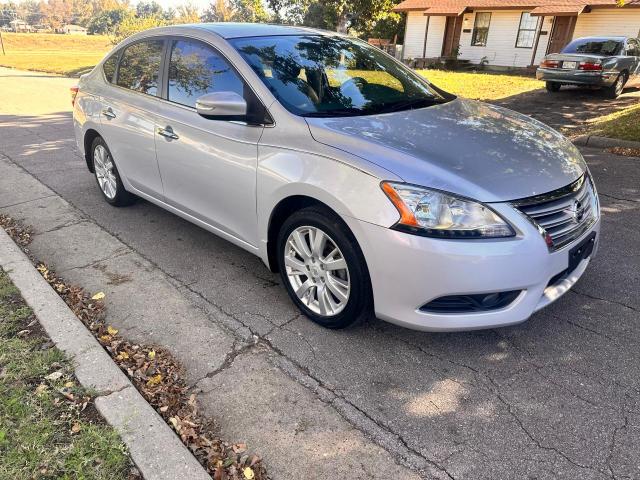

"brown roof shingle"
[393, 0, 639, 12]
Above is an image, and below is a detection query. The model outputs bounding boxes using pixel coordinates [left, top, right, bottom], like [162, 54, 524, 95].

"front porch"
[397, 4, 585, 69]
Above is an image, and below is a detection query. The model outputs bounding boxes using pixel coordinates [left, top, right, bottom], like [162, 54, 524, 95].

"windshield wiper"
[376, 97, 445, 114]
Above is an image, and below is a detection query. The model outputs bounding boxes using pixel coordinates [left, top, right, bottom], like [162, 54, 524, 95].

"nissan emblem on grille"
[512, 175, 598, 251]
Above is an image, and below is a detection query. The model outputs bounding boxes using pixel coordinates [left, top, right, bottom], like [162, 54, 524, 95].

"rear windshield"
[561, 38, 623, 56]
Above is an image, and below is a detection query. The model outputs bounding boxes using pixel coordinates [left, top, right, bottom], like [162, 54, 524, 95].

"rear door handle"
[157, 126, 179, 140]
[101, 107, 116, 119]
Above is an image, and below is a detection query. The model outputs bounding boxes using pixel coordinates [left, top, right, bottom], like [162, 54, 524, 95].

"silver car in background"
[72, 23, 600, 332]
[537, 36, 640, 98]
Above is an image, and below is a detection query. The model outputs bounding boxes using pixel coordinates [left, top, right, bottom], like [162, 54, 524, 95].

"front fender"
[256, 145, 401, 264]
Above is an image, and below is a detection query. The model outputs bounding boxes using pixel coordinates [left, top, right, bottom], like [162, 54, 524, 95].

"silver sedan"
[72, 23, 600, 332]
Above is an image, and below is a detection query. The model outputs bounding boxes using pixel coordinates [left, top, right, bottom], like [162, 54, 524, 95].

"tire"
[276, 206, 373, 329]
[91, 136, 135, 207]
[603, 73, 626, 99]
[545, 81, 561, 92]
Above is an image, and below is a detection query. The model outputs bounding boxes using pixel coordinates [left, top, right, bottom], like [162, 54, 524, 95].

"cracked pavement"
[1, 67, 640, 479]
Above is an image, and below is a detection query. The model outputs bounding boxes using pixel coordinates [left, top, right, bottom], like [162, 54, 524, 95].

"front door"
[154, 38, 264, 246]
[441, 16, 462, 57]
[547, 16, 576, 54]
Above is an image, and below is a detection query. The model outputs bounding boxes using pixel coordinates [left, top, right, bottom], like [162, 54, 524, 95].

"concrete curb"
[0, 228, 211, 480]
[573, 134, 640, 150]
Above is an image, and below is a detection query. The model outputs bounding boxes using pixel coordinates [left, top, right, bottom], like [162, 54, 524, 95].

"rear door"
[98, 38, 166, 199]
[153, 37, 265, 246]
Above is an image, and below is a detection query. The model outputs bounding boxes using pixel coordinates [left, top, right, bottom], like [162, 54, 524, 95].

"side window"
[471, 12, 491, 47]
[116, 40, 164, 96]
[167, 39, 245, 108]
[103, 52, 118, 83]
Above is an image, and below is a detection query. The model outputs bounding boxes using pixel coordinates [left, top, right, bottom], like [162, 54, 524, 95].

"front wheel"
[546, 81, 561, 92]
[603, 73, 626, 99]
[276, 206, 372, 329]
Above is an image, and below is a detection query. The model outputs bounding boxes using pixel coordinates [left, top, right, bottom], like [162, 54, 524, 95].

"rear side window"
[116, 40, 164, 96]
[103, 52, 118, 83]
[167, 39, 244, 108]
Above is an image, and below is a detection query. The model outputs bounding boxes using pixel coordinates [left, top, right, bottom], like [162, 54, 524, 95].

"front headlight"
[381, 182, 515, 238]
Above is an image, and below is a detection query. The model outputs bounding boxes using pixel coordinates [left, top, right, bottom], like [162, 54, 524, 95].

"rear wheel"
[91, 137, 135, 207]
[545, 81, 561, 92]
[603, 73, 626, 99]
[276, 206, 372, 329]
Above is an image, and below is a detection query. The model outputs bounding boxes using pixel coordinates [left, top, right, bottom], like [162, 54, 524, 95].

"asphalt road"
[2, 67, 640, 479]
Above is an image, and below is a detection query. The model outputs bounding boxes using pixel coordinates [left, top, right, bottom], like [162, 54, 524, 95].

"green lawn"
[0, 33, 111, 76]
[417, 70, 544, 100]
[0, 269, 136, 479]
[582, 103, 640, 142]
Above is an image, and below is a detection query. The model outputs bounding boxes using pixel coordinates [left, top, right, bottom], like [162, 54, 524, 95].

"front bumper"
[536, 68, 617, 87]
[345, 202, 600, 332]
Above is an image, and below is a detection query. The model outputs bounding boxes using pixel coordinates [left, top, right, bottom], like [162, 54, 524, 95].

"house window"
[471, 12, 491, 46]
[516, 12, 539, 48]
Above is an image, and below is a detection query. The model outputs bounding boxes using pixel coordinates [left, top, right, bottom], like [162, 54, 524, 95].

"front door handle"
[157, 126, 179, 140]
[101, 107, 116, 119]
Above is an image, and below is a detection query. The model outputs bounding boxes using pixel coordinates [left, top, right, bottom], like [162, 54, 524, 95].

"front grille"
[513, 175, 598, 251]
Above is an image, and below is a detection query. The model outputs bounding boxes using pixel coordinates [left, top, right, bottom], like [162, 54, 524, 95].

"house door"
[547, 16, 577, 54]
[441, 16, 462, 57]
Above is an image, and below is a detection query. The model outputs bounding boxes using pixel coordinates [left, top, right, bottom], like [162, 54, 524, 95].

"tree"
[87, 7, 128, 34]
[135, 0, 162, 18]
[175, 2, 200, 23]
[231, 0, 269, 22]
[111, 12, 166, 43]
[201, 0, 234, 22]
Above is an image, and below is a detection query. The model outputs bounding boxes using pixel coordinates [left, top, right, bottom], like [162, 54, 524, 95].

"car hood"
[305, 98, 586, 202]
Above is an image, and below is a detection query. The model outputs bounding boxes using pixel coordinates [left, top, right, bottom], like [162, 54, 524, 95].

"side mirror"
[195, 92, 247, 119]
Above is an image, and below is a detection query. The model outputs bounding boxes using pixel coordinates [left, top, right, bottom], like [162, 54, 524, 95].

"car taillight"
[541, 59, 559, 68]
[70, 85, 79, 107]
[578, 62, 602, 71]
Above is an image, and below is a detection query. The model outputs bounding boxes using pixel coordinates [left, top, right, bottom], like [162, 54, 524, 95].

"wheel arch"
[83, 128, 101, 173]
[266, 195, 335, 272]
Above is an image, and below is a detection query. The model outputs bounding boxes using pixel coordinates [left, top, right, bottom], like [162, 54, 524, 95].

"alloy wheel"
[284, 226, 351, 316]
[94, 144, 117, 199]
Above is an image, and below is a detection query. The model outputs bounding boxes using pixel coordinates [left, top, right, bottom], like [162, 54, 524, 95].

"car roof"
[186, 22, 334, 39]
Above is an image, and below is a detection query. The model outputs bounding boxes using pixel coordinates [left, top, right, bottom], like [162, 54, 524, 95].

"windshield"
[229, 35, 452, 117]
[562, 38, 623, 56]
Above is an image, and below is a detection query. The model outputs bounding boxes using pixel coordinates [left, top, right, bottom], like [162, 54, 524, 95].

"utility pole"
[0, 30, 5, 55]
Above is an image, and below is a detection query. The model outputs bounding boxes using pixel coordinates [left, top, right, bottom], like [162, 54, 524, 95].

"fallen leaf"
[148, 350, 156, 360]
[159, 406, 169, 413]
[64, 381, 74, 388]
[35, 384, 48, 395]
[91, 292, 105, 300]
[71, 422, 81, 434]
[147, 374, 162, 386]
[45, 371, 63, 381]
[107, 325, 118, 335]
[17, 329, 30, 338]
[243, 467, 255, 479]
[116, 351, 129, 360]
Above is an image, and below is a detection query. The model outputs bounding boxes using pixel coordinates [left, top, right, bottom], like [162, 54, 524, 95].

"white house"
[394, 0, 640, 68]
[62, 24, 88, 35]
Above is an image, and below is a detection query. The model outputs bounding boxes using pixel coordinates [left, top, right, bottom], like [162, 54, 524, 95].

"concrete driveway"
[1, 67, 640, 479]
